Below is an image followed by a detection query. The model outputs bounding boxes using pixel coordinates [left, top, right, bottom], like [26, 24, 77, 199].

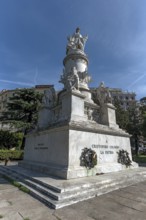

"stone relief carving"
[87, 108, 93, 121]
[54, 108, 61, 122]
[60, 67, 79, 91]
[37, 87, 57, 129]
[42, 87, 56, 108]
[66, 27, 88, 54]
[78, 70, 92, 85]
[92, 110, 100, 122]
[85, 105, 99, 122]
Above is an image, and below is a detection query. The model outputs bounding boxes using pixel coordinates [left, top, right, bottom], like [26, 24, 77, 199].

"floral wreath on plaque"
[117, 149, 132, 167]
[80, 148, 97, 169]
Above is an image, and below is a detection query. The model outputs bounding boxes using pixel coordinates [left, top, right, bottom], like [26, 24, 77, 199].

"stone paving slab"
[1, 173, 146, 219]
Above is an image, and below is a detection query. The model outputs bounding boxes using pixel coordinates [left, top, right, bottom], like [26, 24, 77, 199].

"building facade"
[109, 88, 136, 110]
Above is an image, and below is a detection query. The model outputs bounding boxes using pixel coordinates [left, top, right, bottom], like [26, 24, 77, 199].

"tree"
[140, 97, 146, 105]
[142, 116, 146, 138]
[113, 98, 143, 155]
[140, 105, 146, 138]
[126, 106, 142, 155]
[0, 88, 43, 148]
[113, 98, 130, 130]
[0, 130, 17, 149]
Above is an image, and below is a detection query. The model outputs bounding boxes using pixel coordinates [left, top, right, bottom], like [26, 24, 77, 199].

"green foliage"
[140, 106, 146, 138]
[140, 97, 146, 103]
[114, 98, 130, 130]
[126, 106, 141, 134]
[0, 150, 24, 160]
[0, 89, 43, 149]
[133, 155, 146, 163]
[0, 130, 23, 150]
[0, 215, 3, 218]
[7, 201, 13, 205]
[142, 116, 146, 138]
[19, 185, 30, 193]
[0, 88, 43, 131]
[14, 132, 24, 149]
[3, 175, 30, 194]
[114, 98, 142, 135]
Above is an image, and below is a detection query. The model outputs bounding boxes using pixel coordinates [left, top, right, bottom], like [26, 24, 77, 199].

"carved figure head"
[99, 81, 105, 88]
[76, 27, 80, 33]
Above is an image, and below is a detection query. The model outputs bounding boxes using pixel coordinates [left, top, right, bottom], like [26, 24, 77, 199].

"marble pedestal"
[19, 120, 138, 179]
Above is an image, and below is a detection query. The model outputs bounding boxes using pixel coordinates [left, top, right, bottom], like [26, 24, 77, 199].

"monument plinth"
[19, 28, 138, 179]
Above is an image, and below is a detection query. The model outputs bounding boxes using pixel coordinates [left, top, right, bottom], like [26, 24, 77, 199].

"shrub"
[0, 150, 24, 160]
[13, 132, 24, 150]
[0, 130, 23, 150]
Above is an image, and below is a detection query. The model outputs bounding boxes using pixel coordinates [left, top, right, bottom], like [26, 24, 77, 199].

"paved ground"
[1, 173, 146, 220]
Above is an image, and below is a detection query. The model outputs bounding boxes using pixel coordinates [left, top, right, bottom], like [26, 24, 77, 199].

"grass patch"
[13, 181, 21, 188]
[133, 155, 146, 163]
[19, 185, 30, 193]
[0, 215, 3, 219]
[23, 218, 30, 220]
[3, 175, 30, 194]
[7, 201, 13, 205]
[0, 150, 24, 160]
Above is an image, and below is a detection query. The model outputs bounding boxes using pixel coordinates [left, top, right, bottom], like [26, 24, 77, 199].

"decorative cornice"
[63, 53, 88, 66]
[28, 119, 130, 138]
[69, 121, 130, 137]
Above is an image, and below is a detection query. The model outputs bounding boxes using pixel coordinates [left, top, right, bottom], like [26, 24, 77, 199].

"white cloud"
[0, 79, 34, 87]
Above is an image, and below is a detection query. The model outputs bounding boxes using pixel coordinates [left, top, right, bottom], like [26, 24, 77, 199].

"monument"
[20, 28, 138, 179]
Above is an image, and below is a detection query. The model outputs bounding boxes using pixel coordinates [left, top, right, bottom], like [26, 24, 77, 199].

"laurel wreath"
[117, 149, 132, 167]
[80, 148, 97, 169]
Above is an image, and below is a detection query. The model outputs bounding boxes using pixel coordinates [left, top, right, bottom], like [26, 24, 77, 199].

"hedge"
[0, 150, 24, 160]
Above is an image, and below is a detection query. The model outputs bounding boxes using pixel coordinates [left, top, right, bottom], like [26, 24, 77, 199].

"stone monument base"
[19, 160, 138, 179]
[19, 120, 138, 179]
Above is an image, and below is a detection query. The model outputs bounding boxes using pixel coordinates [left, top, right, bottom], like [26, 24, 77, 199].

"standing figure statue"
[97, 82, 112, 106]
[66, 27, 88, 54]
[70, 67, 79, 90]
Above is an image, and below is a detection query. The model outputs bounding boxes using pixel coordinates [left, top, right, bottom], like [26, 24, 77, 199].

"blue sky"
[0, 0, 146, 99]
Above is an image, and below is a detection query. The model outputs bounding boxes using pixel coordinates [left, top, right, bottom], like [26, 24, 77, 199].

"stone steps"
[1, 165, 146, 209]
[1, 165, 62, 193]
[2, 170, 59, 200]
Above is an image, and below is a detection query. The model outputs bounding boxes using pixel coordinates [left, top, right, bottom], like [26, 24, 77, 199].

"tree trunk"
[21, 129, 27, 149]
[135, 135, 139, 156]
